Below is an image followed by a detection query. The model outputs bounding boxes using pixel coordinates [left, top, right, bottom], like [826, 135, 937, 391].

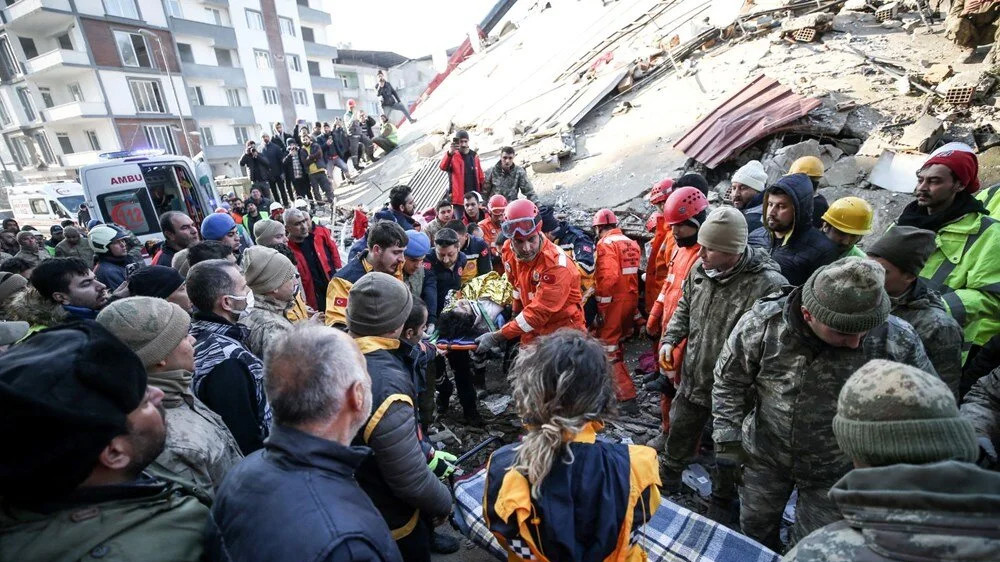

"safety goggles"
[500, 215, 541, 238]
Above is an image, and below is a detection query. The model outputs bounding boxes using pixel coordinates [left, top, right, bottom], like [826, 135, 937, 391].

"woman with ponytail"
[482, 329, 661, 561]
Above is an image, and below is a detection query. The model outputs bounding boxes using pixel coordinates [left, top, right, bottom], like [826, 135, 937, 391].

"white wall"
[137, 0, 168, 27]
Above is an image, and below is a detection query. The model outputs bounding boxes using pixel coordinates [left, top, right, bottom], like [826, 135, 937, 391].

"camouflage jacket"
[784, 461, 1000, 561]
[713, 288, 935, 482]
[239, 296, 294, 359]
[662, 247, 787, 407]
[482, 161, 537, 203]
[890, 279, 963, 399]
[13, 249, 48, 266]
[54, 239, 95, 267]
[961, 366, 1000, 452]
[0, 475, 210, 562]
[147, 369, 243, 496]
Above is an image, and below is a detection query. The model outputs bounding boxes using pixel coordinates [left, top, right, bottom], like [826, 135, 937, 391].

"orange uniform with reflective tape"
[500, 237, 584, 344]
[645, 215, 674, 316]
[594, 228, 641, 401]
[478, 217, 502, 249]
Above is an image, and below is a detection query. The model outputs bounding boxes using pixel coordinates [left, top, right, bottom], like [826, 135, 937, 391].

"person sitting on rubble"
[789, 156, 830, 229]
[483, 329, 660, 562]
[820, 196, 873, 258]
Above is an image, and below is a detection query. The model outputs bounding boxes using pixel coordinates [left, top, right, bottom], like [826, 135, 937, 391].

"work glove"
[425, 323, 436, 337]
[475, 330, 504, 354]
[658, 343, 674, 373]
[714, 441, 746, 469]
[428, 449, 458, 479]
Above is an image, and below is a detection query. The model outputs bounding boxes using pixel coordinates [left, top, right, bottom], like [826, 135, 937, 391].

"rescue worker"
[325, 221, 407, 328]
[479, 194, 506, 267]
[539, 206, 596, 321]
[713, 257, 936, 549]
[483, 330, 660, 562]
[789, 155, 830, 229]
[866, 226, 964, 398]
[898, 148, 1000, 364]
[90, 224, 141, 291]
[729, 160, 768, 233]
[658, 208, 786, 522]
[644, 179, 674, 331]
[592, 209, 641, 413]
[820, 196, 873, 258]
[475, 200, 584, 353]
[446, 219, 492, 285]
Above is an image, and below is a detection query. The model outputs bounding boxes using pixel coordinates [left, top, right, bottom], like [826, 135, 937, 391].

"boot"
[645, 376, 677, 398]
[646, 432, 667, 451]
[618, 399, 639, 416]
[660, 466, 683, 494]
[706, 496, 739, 528]
[640, 370, 660, 385]
[430, 530, 460, 554]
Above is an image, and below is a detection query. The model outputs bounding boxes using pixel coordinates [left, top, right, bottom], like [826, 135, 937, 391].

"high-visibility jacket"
[325, 251, 403, 327]
[479, 217, 502, 250]
[648, 244, 701, 346]
[285, 293, 310, 323]
[595, 228, 641, 317]
[976, 182, 1000, 216]
[500, 238, 584, 344]
[916, 210, 1000, 357]
[644, 215, 674, 315]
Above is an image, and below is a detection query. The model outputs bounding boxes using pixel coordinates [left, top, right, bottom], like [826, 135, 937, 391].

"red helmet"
[347, 98, 357, 109]
[649, 178, 674, 204]
[592, 208, 617, 227]
[487, 194, 508, 215]
[663, 187, 709, 226]
[646, 211, 662, 232]
[502, 199, 541, 239]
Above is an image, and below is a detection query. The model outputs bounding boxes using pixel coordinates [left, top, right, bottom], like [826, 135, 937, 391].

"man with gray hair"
[205, 325, 402, 561]
[285, 207, 341, 311]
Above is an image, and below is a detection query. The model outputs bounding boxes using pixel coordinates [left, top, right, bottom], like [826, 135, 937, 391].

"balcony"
[203, 144, 244, 161]
[180, 63, 247, 87]
[169, 17, 238, 50]
[59, 150, 103, 169]
[340, 87, 360, 99]
[316, 108, 345, 122]
[297, 3, 331, 24]
[191, 105, 254, 122]
[23, 49, 90, 76]
[2, 0, 73, 32]
[309, 75, 344, 91]
[303, 41, 337, 58]
[41, 101, 107, 122]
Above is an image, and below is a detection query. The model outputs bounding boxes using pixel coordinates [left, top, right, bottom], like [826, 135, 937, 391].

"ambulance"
[80, 149, 220, 244]
[6, 181, 85, 230]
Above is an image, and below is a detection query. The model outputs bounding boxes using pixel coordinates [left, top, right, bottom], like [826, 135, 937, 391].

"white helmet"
[88, 224, 127, 254]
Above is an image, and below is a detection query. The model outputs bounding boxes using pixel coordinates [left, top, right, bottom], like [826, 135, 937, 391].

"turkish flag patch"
[334, 297, 348, 307]
[541, 273, 556, 284]
[480, 249, 489, 256]
[423, 262, 432, 270]
[582, 245, 593, 252]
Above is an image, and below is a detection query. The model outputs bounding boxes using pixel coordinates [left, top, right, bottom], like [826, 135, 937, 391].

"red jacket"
[287, 224, 343, 310]
[500, 237, 584, 344]
[352, 209, 369, 240]
[439, 150, 485, 205]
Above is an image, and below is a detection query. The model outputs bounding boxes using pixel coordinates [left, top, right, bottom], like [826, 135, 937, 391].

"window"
[144, 125, 177, 153]
[245, 9, 264, 30]
[307, 60, 320, 76]
[57, 33, 73, 50]
[254, 49, 271, 70]
[301, 27, 314, 42]
[85, 130, 101, 151]
[114, 31, 153, 69]
[56, 133, 74, 154]
[336, 74, 349, 88]
[104, 0, 139, 20]
[0, 97, 11, 126]
[16, 87, 35, 121]
[279, 17, 295, 36]
[18, 37, 38, 59]
[10, 137, 30, 166]
[199, 126, 214, 146]
[225, 88, 243, 106]
[38, 87, 54, 108]
[187, 86, 204, 106]
[165, 0, 181, 18]
[261, 87, 278, 105]
[129, 79, 165, 113]
[0, 36, 21, 78]
[205, 7, 223, 25]
[314, 93, 326, 109]
[97, 189, 157, 235]
[234, 126, 250, 146]
[30, 198, 48, 214]
[177, 43, 194, 63]
[297, 0, 307, 5]
[214, 48, 233, 67]
[34, 132, 56, 164]
[68, 83, 84, 102]
[292, 89, 307, 105]
[288, 54, 301, 72]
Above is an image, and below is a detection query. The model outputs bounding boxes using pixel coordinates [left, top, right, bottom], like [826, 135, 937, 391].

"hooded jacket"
[785, 462, 1000, 561]
[5, 288, 69, 333]
[742, 190, 766, 234]
[748, 174, 839, 286]
[890, 279, 964, 399]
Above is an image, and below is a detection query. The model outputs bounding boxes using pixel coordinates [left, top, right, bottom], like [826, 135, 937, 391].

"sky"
[326, 0, 500, 59]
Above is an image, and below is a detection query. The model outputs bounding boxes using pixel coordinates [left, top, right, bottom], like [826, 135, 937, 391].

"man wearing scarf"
[896, 149, 1000, 365]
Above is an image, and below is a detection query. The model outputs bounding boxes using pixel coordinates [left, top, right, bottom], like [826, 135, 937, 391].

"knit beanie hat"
[127, 266, 184, 299]
[698, 207, 749, 254]
[0, 321, 147, 500]
[97, 297, 191, 368]
[675, 173, 710, 195]
[347, 271, 412, 336]
[802, 257, 890, 333]
[833, 359, 978, 466]
[254, 219, 286, 247]
[201, 213, 236, 241]
[242, 246, 296, 295]
[731, 160, 767, 192]
[865, 226, 936, 276]
[405, 230, 431, 258]
[0, 271, 28, 301]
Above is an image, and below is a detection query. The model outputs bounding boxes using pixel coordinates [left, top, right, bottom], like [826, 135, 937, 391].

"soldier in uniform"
[713, 257, 935, 549]
[0, 322, 210, 560]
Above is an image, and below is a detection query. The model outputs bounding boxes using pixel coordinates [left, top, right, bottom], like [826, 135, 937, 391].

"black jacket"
[239, 150, 270, 182]
[426, 252, 469, 316]
[206, 424, 403, 562]
[742, 190, 766, 235]
[331, 128, 351, 160]
[261, 141, 285, 179]
[377, 81, 401, 106]
[282, 147, 310, 182]
[748, 173, 839, 286]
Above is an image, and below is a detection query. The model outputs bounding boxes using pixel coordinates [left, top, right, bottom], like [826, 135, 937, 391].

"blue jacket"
[742, 190, 766, 235]
[550, 222, 596, 274]
[426, 252, 468, 316]
[206, 424, 403, 562]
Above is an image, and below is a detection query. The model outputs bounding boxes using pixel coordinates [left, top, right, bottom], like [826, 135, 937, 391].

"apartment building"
[330, 49, 436, 118]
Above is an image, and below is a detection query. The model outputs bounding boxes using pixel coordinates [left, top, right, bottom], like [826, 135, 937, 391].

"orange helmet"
[593, 208, 617, 227]
[649, 179, 674, 204]
[487, 194, 508, 216]
[347, 99, 357, 109]
[501, 199, 541, 239]
[663, 187, 709, 226]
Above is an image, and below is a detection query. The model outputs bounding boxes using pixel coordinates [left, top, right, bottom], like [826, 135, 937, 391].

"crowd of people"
[1, 132, 1000, 562]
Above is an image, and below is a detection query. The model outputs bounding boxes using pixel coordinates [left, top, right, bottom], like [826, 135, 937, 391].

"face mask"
[675, 233, 698, 248]
[226, 291, 254, 318]
[704, 268, 724, 278]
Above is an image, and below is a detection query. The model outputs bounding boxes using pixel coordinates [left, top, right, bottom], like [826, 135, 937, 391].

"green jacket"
[0, 477, 210, 562]
[713, 288, 936, 482]
[918, 210, 1000, 356]
[889, 279, 964, 399]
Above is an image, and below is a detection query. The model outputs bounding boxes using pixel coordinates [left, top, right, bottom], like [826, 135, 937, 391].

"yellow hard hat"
[789, 156, 824, 178]
[821, 196, 874, 235]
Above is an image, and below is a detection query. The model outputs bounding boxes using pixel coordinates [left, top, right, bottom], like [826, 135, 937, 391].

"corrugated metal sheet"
[673, 75, 822, 169]
[334, 157, 449, 213]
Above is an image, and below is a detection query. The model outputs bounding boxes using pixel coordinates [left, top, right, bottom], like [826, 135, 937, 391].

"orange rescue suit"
[500, 237, 585, 345]
[594, 228, 641, 401]
[645, 215, 675, 319]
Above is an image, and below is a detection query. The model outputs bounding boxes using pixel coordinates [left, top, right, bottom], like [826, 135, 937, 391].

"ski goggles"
[500, 215, 542, 239]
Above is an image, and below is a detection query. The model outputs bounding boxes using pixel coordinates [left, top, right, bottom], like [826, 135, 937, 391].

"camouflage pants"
[665, 394, 739, 501]
[739, 455, 841, 551]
